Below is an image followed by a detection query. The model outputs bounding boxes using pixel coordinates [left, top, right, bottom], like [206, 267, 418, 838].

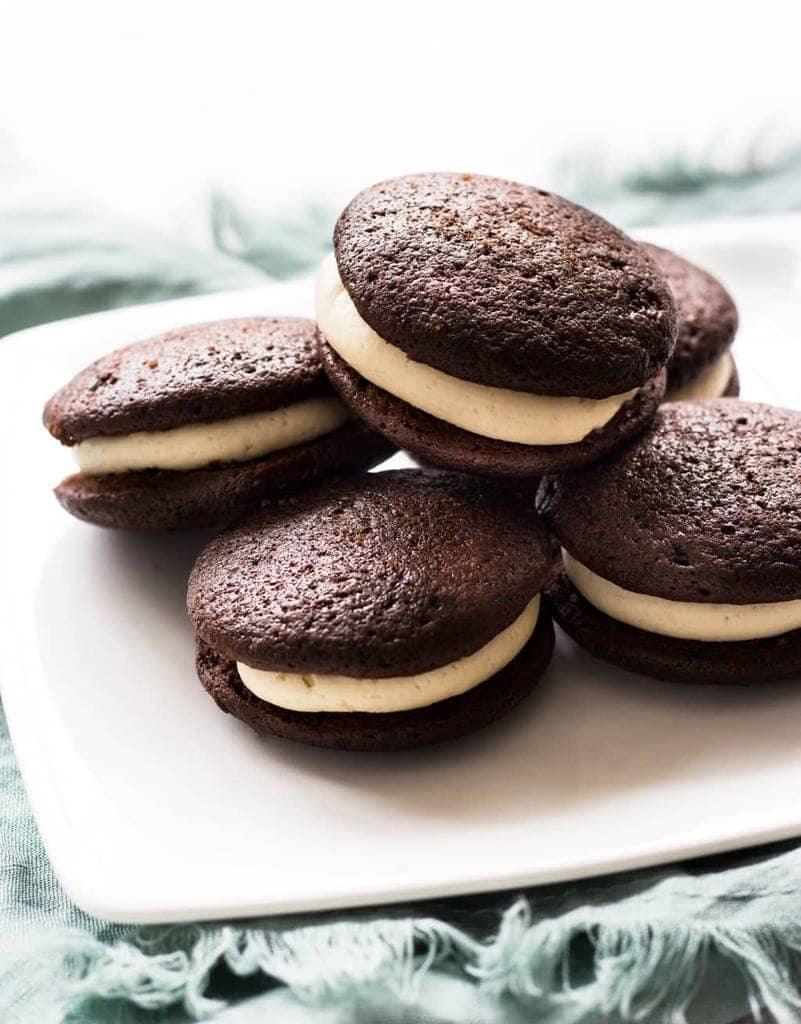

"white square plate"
[2, 214, 801, 924]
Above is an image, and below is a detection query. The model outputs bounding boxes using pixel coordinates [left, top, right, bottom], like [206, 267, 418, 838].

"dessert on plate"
[540, 400, 801, 684]
[640, 243, 739, 401]
[316, 172, 677, 477]
[43, 316, 393, 530]
[188, 470, 556, 750]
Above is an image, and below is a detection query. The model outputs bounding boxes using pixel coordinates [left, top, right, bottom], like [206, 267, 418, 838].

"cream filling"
[237, 595, 541, 713]
[666, 351, 734, 402]
[564, 550, 801, 642]
[73, 397, 350, 475]
[315, 254, 636, 446]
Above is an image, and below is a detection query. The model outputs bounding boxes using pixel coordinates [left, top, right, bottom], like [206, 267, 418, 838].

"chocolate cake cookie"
[316, 173, 677, 477]
[641, 243, 739, 401]
[188, 470, 556, 749]
[44, 317, 394, 529]
[539, 400, 801, 684]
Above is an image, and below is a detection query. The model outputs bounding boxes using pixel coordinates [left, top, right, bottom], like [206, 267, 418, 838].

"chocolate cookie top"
[641, 243, 738, 391]
[333, 173, 676, 398]
[188, 469, 555, 676]
[44, 317, 331, 445]
[538, 401, 801, 605]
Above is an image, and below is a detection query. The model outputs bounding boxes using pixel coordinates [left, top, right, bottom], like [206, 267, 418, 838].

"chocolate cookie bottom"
[54, 422, 394, 531]
[321, 342, 666, 477]
[548, 571, 801, 685]
[195, 610, 554, 751]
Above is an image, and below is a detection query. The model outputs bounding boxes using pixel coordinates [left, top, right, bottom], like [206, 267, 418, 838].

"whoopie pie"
[539, 400, 801, 685]
[43, 316, 394, 530]
[315, 172, 677, 477]
[187, 470, 556, 750]
[641, 243, 739, 401]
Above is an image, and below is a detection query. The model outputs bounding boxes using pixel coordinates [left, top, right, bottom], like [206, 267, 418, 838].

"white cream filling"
[315, 254, 636, 446]
[564, 550, 801, 642]
[666, 351, 734, 402]
[73, 397, 350, 475]
[237, 595, 540, 713]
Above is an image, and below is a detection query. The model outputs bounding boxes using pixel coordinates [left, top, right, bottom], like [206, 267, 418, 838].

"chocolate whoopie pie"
[641, 243, 739, 401]
[315, 173, 677, 477]
[43, 317, 394, 530]
[188, 470, 556, 750]
[539, 400, 801, 685]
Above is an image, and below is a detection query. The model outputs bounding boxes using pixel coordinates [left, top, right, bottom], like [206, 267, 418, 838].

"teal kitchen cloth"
[3, 150, 801, 1024]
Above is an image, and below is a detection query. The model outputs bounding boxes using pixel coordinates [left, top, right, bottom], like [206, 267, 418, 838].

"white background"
[2, 0, 799, 233]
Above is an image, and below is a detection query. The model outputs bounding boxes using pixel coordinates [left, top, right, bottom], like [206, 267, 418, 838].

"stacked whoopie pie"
[540, 401, 801, 685]
[44, 317, 393, 529]
[315, 173, 677, 477]
[642, 243, 739, 401]
[188, 471, 555, 750]
[47, 171, 768, 753]
[184, 173, 688, 750]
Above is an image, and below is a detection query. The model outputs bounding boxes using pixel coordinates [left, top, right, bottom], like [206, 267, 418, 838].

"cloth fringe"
[472, 894, 801, 1024]
[6, 893, 801, 1022]
[1, 917, 479, 1021]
